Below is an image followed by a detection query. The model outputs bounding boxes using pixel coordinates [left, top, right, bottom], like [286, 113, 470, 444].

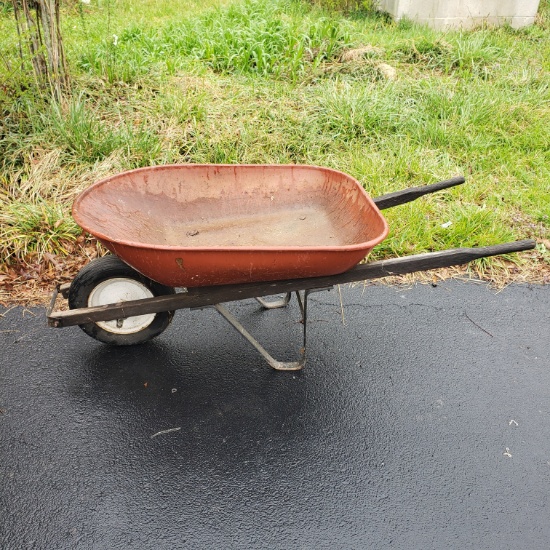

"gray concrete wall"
[378, 0, 541, 29]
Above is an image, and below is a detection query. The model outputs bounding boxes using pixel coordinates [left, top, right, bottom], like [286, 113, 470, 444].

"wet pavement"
[1, 281, 549, 549]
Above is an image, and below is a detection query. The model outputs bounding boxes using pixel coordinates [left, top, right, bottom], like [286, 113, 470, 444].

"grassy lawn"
[1, 0, 549, 301]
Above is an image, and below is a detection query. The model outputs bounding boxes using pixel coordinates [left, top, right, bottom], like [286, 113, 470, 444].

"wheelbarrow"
[47, 164, 535, 370]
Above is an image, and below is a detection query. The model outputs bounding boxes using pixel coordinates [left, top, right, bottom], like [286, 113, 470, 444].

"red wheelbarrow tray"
[72, 164, 389, 288]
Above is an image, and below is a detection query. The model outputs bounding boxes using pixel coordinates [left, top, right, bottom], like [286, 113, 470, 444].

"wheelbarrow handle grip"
[373, 176, 466, 210]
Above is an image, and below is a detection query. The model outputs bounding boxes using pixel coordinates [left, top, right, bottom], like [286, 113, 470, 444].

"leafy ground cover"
[1, 0, 549, 304]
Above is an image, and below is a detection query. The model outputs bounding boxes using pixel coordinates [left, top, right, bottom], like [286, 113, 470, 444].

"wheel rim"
[88, 277, 156, 334]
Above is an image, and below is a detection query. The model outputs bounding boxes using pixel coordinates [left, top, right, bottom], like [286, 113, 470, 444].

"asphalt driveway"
[1, 280, 549, 549]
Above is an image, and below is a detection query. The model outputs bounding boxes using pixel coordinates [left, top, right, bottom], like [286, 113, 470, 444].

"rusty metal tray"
[72, 164, 389, 287]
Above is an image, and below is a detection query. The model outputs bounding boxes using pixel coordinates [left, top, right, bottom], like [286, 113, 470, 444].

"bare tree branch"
[11, 0, 69, 99]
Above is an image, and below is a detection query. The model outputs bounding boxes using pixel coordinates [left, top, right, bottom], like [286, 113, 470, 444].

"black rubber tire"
[68, 255, 176, 345]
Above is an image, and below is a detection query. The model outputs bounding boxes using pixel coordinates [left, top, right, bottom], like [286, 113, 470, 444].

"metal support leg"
[197, 287, 332, 371]
[213, 291, 310, 371]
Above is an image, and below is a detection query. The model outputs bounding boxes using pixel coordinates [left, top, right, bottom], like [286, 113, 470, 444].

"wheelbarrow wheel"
[68, 255, 176, 345]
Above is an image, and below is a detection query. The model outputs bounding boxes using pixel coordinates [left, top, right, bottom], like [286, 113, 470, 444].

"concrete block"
[378, 0, 541, 29]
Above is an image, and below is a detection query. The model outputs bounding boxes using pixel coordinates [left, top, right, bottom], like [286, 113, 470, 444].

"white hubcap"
[88, 278, 156, 334]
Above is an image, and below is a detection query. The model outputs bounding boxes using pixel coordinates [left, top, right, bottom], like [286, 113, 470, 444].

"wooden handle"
[374, 176, 466, 210]
[48, 240, 536, 328]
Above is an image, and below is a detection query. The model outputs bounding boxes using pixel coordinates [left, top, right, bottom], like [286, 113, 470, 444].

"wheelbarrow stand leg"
[213, 289, 330, 371]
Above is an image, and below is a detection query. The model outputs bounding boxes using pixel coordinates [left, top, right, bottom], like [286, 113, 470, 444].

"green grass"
[0, 200, 80, 260]
[0, 0, 549, 282]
